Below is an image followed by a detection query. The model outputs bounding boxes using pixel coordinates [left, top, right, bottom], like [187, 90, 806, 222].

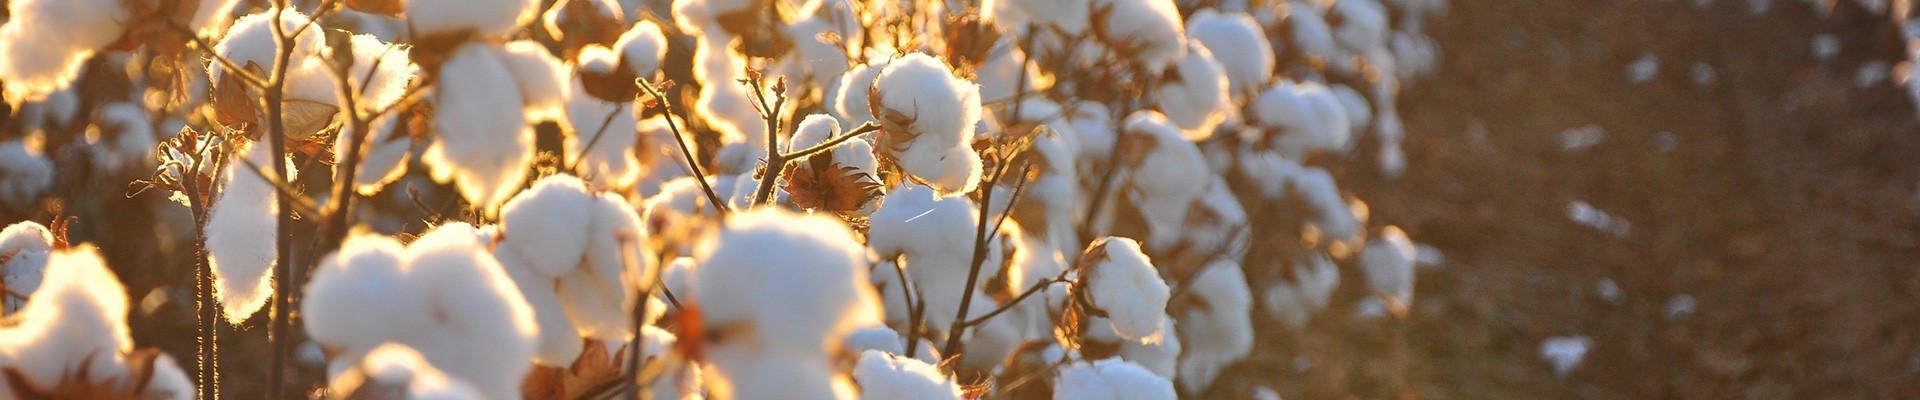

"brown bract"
[521, 339, 628, 400]
[3, 349, 179, 400]
[780, 150, 882, 215]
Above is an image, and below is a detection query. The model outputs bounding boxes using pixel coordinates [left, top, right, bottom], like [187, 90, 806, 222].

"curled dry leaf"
[521, 339, 627, 400]
[780, 151, 882, 215]
[945, 14, 1000, 70]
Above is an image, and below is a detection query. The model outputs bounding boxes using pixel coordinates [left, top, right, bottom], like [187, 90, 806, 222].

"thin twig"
[746, 75, 788, 206]
[637, 79, 729, 215]
[183, 144, 219, 400]
[785, 123, 880, 160]
[264, 3, 300, 396]
[565, 103, 628, 174]
[939, 157, 1022, 358]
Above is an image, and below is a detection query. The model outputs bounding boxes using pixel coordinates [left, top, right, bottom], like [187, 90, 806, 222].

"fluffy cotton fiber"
[207, 140, 280, 324]
[869, 53, 984, 195]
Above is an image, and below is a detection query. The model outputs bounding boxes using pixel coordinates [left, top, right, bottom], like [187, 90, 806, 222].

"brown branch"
[637, 79, 729, 215]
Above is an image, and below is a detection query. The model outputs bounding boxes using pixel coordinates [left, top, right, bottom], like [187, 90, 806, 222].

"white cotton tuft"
[1330, 84, 1373, 134]
[1261, 252, 1340, 329]
[843, 325, 940, 366]
[867, 183, 979, 327]
[829, 61, 887, 128]
[330, 343, 487, 400]
[564, 76, 642, 189]
[207, 140, 280, 324]
[336, 35, 417, 194]
[1286, 2, 1345, 72]
[1186, 10, 1273, 95]
[694, 208, 879, 354]
[1291, 166, 1361, 245]
[1005, 0, 1091, 34]
[1052, 359, 1177, 400]
[0, 139, 53, 210]
[690, 38, 767, 147]
[423, 42, 535, 212]
[1361, 226, 1418, 305]
[852, 350, 962, 400]
[1174, 261, 1254, 395]
[870, 53, 984, 195]
[303, 235, 427, 360]
[1152, 43, 1231, 137]
[0, 0, 128, 101]
[407, 0, 541, 38]
[1331, 0, 1390, 53]
[87, 103, 158, 173]
[499, 41, 572, 122]
[1119, 111, 1210, 252]
[492, 244, 582, 365]
[1082, 237, 1170, 342]
[0, 221, 55, 314]
[1254, 80, 1352, 159]
[1540, 336, 1593, 378]
[1115, 317, 1180, 378]
[617, 20, 669, 76]
[0, 246, 164, 397]
[211, 10, 327, 92]
[1090, 0, 1186, 72]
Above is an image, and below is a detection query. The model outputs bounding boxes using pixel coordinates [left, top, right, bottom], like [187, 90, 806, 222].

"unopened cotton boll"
[1186, 10, 1273, 95]
[869, 53, 984, 195]
[0, 0, 129, 101]
[1152, 43, 1231, 137]
[423, 42, 535, 212]
[207, 140, 280, 324]
[0, 222, 54, 314]
[852, 350, 962, 400]
[1090, 0, 1187, 72]
[1082, 237, 1171, 342]
[1053, 359, 1176, 400]
[407, 0, 541, 38]
[1175, 261, 1254, 395]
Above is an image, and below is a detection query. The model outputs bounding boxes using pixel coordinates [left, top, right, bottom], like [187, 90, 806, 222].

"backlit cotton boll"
[869, 53, 984, 195]
[1186, 10, 1273, 95]
[1090, 0, 1187, 72]
[1361, 226, 1418, 308]
[852, 350, 963, 400]
[1174, 261, 1254, 395]
[1255, 80, 1352, 159]
[867, 183, 980, 327]
[329, 343, 486, 400]
[496, 175, 654, 362]
[1053, 359, 1177, 400]
[302, 225, 538, 396]
[564, 74, 642, 189]
[407, 0, 541, 38]
[211, 10, 339, 138]
[829, 61, 887, 128]
[0, 0, 128, 101]
[1152, 43, 1231, 137]
[207, 140, 280, 324]
[1081, 237, 1171, 342]
[335, 35, 418, 195]
[422, 42, 536, 212]
[618, 20, 669, 76]
[0, 246, 194, 400]
[0, 222, 54, 314]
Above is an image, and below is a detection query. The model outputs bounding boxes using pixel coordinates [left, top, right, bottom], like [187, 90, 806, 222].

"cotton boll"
[331, 343, 487, 400]
[1255, 80, 1352, 159]
[86, 103, 158, 173]
[347, 34, 418, 108]
[1174, 261, 1254, 395]
[565, 76, 643, 189]
[187, 0, 245, 36]
[1115, 317, 1180, 378]
[695, 209, 880, 354]
[616, 20, 670, 76]
[339, 111, 413, 195]
[1090, 0, 1187, 72]
[493, 244, 584, 365]
[499, 175, 595, 277]
[499, 41, 572, 123]
[565, 193, 653, 340]
[211, 10, 327, 89]
[407, 0, 541, 38]
[0, 246, 145, 394]
[1066, 101, 1116, 164]
[1291, 166, 1360, 245]
[975, 37, 1049, 103]
[1053, 359, 1176, 400]
[402, 225, 540, 396]
[423, 42, 535, 212]
[207, 140, 280, 324]
[1152, 43, 1231, 136]
[303, 234, 431, 364]
[1186, 10, 1273, 95]
[1330, 85, 1373, 135]
[1361, 226, 1417, 306]
[1118, 112, 1209, 252]
[690, 38, 768, 147]
[868, 53, 984, 195]
[852, 350, 963, 400]
[0, 222, 54, 314]
[843, 325, 940, 366]
[1082, 237, 1170, 342]
[1007, 0, 1091, 34]
[829, 61, 887, 128]
[867, 184, 979, 327]
[705, 352, 855, 400]
[1260, 253, 1340, 329]
[1286, 2, 1344, 70]
[784, 16, 855, 88]
[1331, 0, 1390, 53]
[0, 0, 129, 101]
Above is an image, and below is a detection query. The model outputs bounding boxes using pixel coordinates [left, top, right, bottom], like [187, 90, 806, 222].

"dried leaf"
[345, 0, 404, 16]
[282, 98, 342, 140]
[781, 152, 883, 215]
[211, 62, 264, 128]
[520, 339, 627, 400]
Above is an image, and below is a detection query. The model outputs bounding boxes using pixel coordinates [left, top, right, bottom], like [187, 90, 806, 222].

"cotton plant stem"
[263, 3, 297, 397]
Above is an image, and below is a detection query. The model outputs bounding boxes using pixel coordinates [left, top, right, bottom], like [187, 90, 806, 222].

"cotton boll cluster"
[868, 53, 986, 195]
[206, 140, 281, 323]
[0, 246, 194, 399]
[0, 138, 54, 211]
[851, 350, 962, 400]
[495, 175, 653, 365]
[1053, 359, 1178, 400]
[209, 10, 342, 138]
[692, 209, 880, 400]
[302, 225, 538, 395]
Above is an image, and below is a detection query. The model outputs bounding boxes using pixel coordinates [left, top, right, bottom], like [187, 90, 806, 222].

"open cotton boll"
[1174, 261, 1254, 395]
[347, 34, 418, 108]
[399, 225, 540, 396]
[565, 76, 642, 189]
[492, 244, 584, 365]
[0, 0, 129, 101]
[1261, 253, 1340, 329]
[1331, 0, 1390, 53]
[1391, 31, 1440, 81]
[330, 343, 486, 400]
[691, 39, 769, 148]
[1152, 43, 1231, 136]
[0, 139, 54, 209]
[853, 350, 962, 400]
[867, 184, 979, 326]
[339, 111, 413, 195]
[211, 10, 327, 88]
[695, 209, 880, 354]
[1255, 80, 1352, 158]
[1118, 112, 1209, 252]
[500, 41, 573, 123]
[0, 247, 133, 386]
[1006, 0, 1091, 34]
[617, 20, 669, 76]
[1285, 2, 1344, 68]
[423, 42, 535, 212]
[1186, 10, 1273, 95]
[706, 352, 855, 400]
[1082, 237, 1171, 342]
[87, 103, 158, 173]
[843, 325, 941, 365]
[784, 16, 855, 88]
[208, 140, 280, 324]
[1114, 317, 1180, 378]
[0, 222, 54, 314]
[829, 61, 887, 128]
[1291, 166, 1361, 244]
[1330, 85, 1373, 134]
[975, 36, 1050, 103]
[303, 234, 430, 365]
[563, 192, 652, 340]
[1053, 359, 1177, 400]
[1361, 226, 1418, 305]
[1090, 0, 1186, 72]
[407, 0, 540, 38]
[869, 53, 984, 195]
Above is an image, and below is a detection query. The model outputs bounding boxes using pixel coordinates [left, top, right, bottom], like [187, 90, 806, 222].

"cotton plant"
[1253, 79, 1354, 160]
[0, 245, 194, 399]
[301, 224, 539, 395]
[1113, 317, 1181, 379]
[493, 174, 654, 365]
